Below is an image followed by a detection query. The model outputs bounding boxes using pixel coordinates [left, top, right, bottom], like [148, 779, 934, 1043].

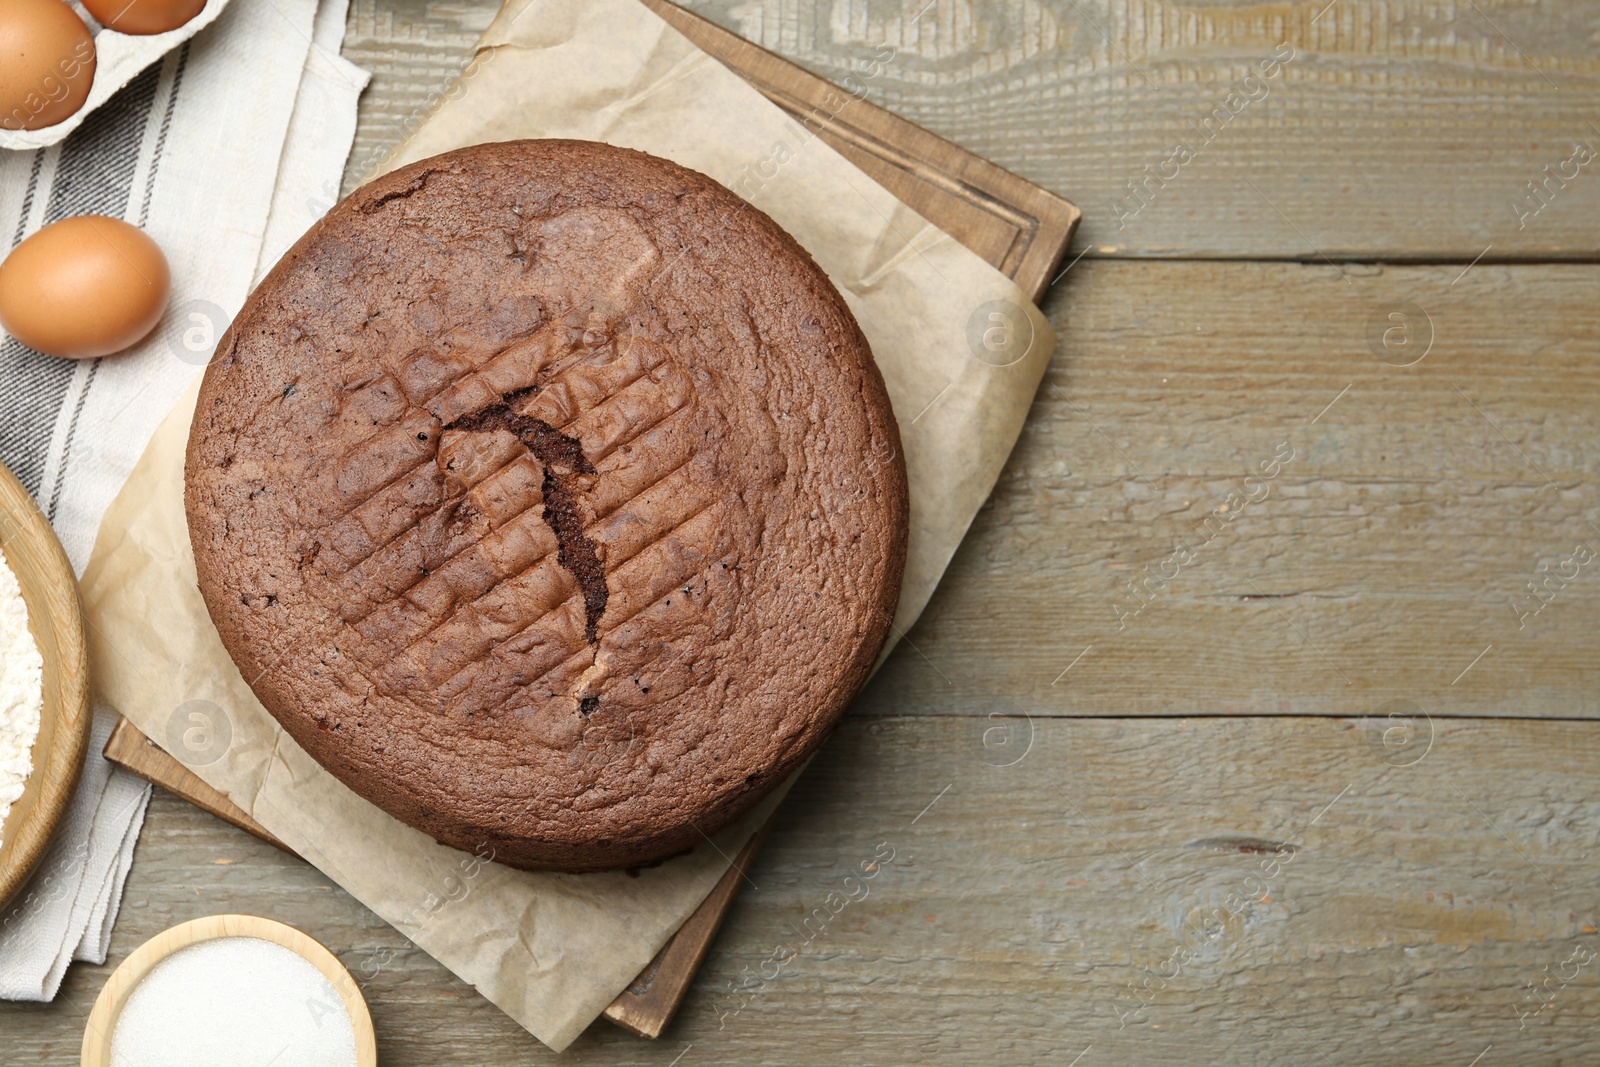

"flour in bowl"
[0, 548, 43, 844]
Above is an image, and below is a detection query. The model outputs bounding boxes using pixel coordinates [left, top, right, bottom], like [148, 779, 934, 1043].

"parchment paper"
[80, 0, 1057, 1050]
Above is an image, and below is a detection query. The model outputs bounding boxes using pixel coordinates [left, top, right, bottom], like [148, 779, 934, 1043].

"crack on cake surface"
[447, 395, 609, 643]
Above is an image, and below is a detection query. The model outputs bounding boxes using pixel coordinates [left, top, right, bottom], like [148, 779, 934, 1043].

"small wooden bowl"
[81, 914, 378, 1066]
[0, 460, 90, 914]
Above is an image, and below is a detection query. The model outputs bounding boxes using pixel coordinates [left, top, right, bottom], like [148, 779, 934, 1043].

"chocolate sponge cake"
[185, 140, 908, 872]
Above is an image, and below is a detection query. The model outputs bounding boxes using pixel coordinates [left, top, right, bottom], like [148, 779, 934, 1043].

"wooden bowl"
[0, 460, 90, 914]
[81, 913, 378, 1066]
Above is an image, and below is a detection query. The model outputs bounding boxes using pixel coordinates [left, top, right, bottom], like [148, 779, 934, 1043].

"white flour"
[0, 549, 43, 845]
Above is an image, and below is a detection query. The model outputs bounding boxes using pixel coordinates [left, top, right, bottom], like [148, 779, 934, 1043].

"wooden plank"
[635, 0, 1081, 301]
[683, 0, 1600, 261]
[102, 719, 290, 853]
[340, 0, 496, 192]
[860, 259, 1600, 719]
[345, 0, 1600, 263]
[602, 820, 774, 1038]
[14, 714, 1600, 1064]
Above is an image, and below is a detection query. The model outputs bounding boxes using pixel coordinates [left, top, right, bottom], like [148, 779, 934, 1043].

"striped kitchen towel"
[0, 0, 367, 1000]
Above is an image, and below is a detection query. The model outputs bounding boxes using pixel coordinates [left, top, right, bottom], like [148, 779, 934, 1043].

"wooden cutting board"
[103, 0, 1080, 1040]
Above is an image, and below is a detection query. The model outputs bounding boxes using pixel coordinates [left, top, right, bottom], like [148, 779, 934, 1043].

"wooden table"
[7, 1, 1600, 1063]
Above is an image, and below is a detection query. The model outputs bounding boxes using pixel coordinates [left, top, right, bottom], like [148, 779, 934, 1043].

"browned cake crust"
[185, 140, 908, 871]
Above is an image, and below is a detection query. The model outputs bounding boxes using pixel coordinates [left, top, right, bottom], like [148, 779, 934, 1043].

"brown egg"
[0, 0, 96, 131]
[81, 0, 205, 36]
[0, 216, 171, 360]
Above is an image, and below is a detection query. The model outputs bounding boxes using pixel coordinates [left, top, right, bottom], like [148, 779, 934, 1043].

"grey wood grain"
[340, 0, 497, 190]
[686, 0, 1600, 261]
[7, 715, 1600, 1064]
[864, 258, 1600, 720]
[342, 0, 1600, 260]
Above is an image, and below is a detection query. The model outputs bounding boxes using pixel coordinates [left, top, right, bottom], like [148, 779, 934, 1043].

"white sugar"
[0, 549, 42, 847]
[110, 936, 359, 1067]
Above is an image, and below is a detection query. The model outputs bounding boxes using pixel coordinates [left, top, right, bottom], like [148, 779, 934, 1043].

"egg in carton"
[0, 0, 235, 151]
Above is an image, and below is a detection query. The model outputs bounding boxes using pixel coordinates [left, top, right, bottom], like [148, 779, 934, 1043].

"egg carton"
[0, 0, 234, 152]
